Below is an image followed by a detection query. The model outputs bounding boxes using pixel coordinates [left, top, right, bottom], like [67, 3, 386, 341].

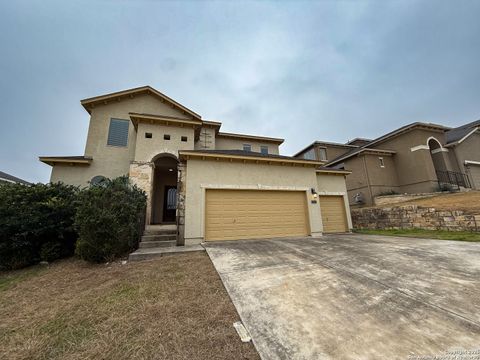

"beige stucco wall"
[375, 129, 446, 193]
[49, 93, 193, 186]
[183, 159, 323, 244]
[50, 165, 95, 187]
[452, 132, 480, 189]
[343, 154, 400, 206]
[316, 145, 351, 162]
[215, 137, 280, 154]
[316, 173, 353, 229]
[134, 122, 195, 162]
[195, 126, 216, 150]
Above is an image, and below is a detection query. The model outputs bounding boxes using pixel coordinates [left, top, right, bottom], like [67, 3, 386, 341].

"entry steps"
[129, 224, 204, 261]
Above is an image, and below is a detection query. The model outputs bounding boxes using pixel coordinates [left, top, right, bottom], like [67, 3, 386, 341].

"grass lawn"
[355, 228, 480, 242]
[0, 253, 259, 360]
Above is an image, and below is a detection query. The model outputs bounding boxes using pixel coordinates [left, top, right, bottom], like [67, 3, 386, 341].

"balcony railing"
[436, 170, 471, 190]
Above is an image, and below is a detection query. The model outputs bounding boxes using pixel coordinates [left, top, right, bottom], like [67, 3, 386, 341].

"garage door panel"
[319, 195, 348, 233]
[205, 190, 309, 241]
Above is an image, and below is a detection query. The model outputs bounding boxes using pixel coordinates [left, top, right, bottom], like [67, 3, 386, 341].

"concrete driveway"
[205, 234, 480, 360]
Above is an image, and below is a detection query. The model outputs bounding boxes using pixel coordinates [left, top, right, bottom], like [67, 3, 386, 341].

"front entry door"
[163, 186, 177, 222]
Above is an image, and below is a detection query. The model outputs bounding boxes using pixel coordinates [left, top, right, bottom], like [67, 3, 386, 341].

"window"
[145, 132, 152, 139]
[303, 149, 315, 160]
[319, 148, 327, 161]
[379, 157, 385, 168]
[164, 134, 171, 140]
[166, 188, 177, 210]
[181, 136, 188, 142]
[107, 118, 129, 147]
[260, 145, 268, 155]
[90, 175, 106, 186]
[243, 144, 251, 152]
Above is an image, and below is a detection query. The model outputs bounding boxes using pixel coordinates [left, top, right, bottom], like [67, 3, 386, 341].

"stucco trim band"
[129, 112, 202, 130]
[179, 151, 321, 166]
[410, 145, 430, 152]
[431, 147, 449, 154]
[39, 156, 92, 166]
[465, 160, 480, 166]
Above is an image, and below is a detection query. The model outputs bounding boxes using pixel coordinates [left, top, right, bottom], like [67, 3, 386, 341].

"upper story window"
[243, 144, 251, 152]
[379, 157, 385, 168]
[107, 118, 129, 147]
[319, 148, 327, 161]
[303, 149, 315, 160]
[260, 146, 268, 154]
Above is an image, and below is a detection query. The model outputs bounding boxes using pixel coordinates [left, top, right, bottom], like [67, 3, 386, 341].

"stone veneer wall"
[352, 205, 480, 232]
[176, 162, 186, 245]
[129, 161, 154, 225]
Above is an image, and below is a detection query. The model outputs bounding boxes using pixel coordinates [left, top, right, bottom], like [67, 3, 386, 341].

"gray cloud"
[1, 0, 479, 182]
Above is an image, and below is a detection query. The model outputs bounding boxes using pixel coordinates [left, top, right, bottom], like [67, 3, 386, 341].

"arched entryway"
[428, 138, 447, 172]
[151, 154, 178, 224]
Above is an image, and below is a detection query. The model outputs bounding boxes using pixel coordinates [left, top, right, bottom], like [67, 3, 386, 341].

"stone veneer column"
[176, 161, 187, 245]
[129, 161, 154, 226]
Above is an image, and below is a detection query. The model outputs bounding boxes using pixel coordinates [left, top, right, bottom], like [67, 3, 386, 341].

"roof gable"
[80, 86, 201, 120]
[326, 122, 448, 166]
[446, 119, 480, 145]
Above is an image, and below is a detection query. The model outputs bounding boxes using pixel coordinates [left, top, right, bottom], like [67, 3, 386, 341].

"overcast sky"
[1, 0, 479, 183]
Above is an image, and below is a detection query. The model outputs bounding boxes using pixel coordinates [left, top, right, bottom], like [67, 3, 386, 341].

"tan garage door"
[205, 190, 309, 241]
[319, 195, 348, 233]
[468, 164, 480, 190]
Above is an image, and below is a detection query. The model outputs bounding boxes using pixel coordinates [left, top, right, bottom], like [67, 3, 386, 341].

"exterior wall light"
[311, 188, 318, 203]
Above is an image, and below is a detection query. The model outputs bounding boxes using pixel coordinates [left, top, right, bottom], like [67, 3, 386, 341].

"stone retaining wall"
[352, 205, 480, 232]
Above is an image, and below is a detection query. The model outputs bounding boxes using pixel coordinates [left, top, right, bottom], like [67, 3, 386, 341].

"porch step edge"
[129, 245, 205, 261]
[141, 234, 176, 241]
[139, 240, 176, 248]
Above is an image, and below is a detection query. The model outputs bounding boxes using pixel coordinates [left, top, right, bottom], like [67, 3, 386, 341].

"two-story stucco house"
[294, 121, 480, 206]
[40, 86, 352, 248]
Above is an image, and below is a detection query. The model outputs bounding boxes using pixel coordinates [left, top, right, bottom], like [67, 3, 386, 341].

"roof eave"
[81, 86, 202, 119]
[178, 150, 323, 166]
[316, 169, 352, 175]
[39, 156, 93, 167]
[216, 132, 284, 145]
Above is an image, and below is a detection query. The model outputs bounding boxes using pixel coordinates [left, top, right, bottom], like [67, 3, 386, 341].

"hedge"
[0, 182, 79, 270]
[0, 176, 147, 270]
[74, 177, 146, 263]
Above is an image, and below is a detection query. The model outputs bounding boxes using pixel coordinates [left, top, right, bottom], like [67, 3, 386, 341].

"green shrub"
[0, 182, 79, 270]
[74, 177, 146, 263]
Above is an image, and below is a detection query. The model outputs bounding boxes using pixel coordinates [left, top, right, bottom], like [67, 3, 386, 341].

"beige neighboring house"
[294, 120, 480, 206]
[40, 86, 352, 245]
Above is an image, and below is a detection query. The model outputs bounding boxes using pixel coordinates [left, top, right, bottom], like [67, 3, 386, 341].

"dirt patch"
[378, 191, 480, 214]
[0, 253, 259, 360]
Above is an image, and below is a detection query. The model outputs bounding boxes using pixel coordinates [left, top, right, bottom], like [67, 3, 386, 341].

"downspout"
[362, 155, 374, 205]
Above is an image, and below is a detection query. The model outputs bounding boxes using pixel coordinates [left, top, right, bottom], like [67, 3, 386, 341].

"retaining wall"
[352, 205, 480, 232]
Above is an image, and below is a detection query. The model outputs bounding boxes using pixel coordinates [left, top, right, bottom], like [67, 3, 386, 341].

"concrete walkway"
[205, 234, 480, 360]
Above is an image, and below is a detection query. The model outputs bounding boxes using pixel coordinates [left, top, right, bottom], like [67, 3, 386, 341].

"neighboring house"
[294, 121, 480, 206]
[40, 86, 352, 245]
[0, 171, 30, 185]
